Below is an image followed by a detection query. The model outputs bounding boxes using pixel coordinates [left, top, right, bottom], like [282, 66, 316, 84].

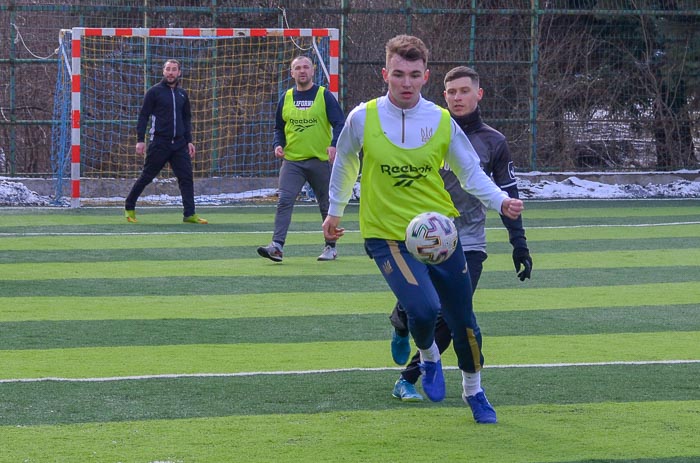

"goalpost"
[52, 27, 340, 208]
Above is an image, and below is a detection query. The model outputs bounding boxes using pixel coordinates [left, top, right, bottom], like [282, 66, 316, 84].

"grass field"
[0, 199, 699, 463]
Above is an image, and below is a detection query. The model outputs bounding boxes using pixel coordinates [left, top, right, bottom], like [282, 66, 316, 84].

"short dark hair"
[163, 59, 181, 70]
[444, 66, 480, 87]
[290, 55, 313, 68]
[385, 35, 429, 67]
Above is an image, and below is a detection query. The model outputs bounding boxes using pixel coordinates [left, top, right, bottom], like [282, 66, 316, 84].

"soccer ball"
[405, 211, 458, 265]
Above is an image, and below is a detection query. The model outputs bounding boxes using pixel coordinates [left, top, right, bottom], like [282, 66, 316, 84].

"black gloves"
[512, 247, 532, 281]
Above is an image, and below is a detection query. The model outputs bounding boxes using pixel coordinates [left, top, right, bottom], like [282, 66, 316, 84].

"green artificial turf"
[0, 200, 698, 463]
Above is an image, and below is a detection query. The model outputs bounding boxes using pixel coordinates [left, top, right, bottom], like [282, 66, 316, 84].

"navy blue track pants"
[364, 238, 484, 373]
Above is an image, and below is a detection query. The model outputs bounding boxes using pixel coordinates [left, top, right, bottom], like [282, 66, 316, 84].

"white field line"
[1, 221, 700, 237]
[1, 359, 698, 384]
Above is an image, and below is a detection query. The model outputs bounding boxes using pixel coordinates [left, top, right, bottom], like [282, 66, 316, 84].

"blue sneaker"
[391, 331, 411, 365]
[392, 378, 424, 402]
[419, 360, 445, 402]
[464, 390, 498, 424]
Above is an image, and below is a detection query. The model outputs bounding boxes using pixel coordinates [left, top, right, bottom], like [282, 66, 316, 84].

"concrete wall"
[518, 171, 700, 185]
[7, 171, 700, 199]
[12, 177, 279, 198]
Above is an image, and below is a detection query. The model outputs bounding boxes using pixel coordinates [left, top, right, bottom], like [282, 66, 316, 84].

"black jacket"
[136, 79, 192, 145]
[443, 108, 528, 251]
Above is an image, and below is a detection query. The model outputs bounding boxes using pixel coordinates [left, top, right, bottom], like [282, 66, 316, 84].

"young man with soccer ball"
[322, 35, 523, 424]
[390, 66, 532, 408]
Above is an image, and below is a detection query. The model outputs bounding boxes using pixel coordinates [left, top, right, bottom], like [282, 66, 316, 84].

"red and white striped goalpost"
[68, 27, 340, 208]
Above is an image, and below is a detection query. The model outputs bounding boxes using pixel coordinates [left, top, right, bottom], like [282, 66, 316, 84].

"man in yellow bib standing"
[322, 35, 524, 424]
[257, 56, 345, 262]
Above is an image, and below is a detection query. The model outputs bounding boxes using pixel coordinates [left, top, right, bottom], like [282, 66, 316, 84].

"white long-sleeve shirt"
[329, 94, 508, 218]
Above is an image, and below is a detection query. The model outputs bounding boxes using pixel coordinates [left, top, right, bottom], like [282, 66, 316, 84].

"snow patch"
[1, 176, 699, 207]
[0, 180, 54, 206]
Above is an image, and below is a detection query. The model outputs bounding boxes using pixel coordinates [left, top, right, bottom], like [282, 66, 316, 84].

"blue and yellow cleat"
[392, 378, 424, 402]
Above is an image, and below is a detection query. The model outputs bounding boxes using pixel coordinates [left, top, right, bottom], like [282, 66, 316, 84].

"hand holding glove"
[512, 247, 532, 281]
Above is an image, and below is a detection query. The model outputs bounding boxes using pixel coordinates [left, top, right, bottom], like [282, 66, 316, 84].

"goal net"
[51, 27, 339, 207]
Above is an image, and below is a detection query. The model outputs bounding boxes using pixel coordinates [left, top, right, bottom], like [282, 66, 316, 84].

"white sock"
[462, 370, 483, 398]
[419, 342, 440, 363]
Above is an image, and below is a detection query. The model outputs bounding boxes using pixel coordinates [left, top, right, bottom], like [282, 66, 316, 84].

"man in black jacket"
[125, 59, 207, 224]
[390, 66, 532, 420]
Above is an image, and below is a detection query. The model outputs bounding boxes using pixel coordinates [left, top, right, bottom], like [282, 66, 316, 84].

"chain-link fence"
[2, 0, 699, 178]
